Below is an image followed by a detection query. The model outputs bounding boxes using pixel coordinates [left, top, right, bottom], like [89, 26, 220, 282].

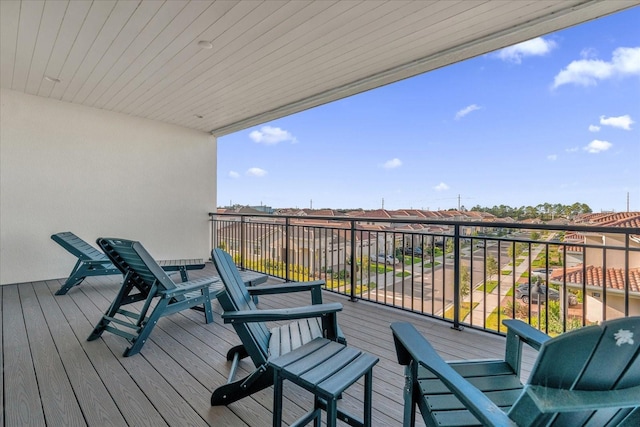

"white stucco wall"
[0, 89, 217, 285]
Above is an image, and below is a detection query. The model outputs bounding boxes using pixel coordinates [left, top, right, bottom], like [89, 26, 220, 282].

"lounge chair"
[210, 248, 346, 406]
[51, 231, 205, 295]
[88, 237, 221, 357]
[391, 317, 640, 426]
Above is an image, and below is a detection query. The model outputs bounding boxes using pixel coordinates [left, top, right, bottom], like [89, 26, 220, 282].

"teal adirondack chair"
[391, 317, 640, 427]
[88, 237, 220, 357]
[51, 231, 121, 295]
[51, 231, 206, 295]
[210, 248, 346, 406]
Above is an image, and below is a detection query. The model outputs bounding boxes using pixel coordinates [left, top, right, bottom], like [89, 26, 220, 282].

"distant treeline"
[467, 202, 592, 220]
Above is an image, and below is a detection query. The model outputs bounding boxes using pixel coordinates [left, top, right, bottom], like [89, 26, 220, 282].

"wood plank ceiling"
[1, 0, 638, 136]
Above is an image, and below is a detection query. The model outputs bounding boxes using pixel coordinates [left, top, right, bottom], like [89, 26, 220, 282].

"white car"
[531, 268, 553, 277]
[373, 254, 399, 265]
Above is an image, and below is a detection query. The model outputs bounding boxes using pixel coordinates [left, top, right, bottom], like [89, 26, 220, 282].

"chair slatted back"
[212, 248, 270, 365]
[52, 231, 109, 262]
[525, 317, 640, 425]
[97, 237, 177, 292]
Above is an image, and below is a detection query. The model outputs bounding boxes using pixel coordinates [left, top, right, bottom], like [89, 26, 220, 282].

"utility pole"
[627, 192, 630, 212]
[382, 198, 384, 209]
[310, 199, 313, 209]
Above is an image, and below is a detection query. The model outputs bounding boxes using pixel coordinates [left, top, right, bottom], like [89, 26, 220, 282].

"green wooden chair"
[51, 232, 122, 295]
[88, 237, 220, 357]
[391, 317, 640, 427]
[210, 248, 346, 406]
[51, 231, 205, 295]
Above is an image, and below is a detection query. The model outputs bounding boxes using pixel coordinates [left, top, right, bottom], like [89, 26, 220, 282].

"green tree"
[460, 265, 471, 298]
[445, 239, 454, 254]
[486, 255, 498, 280]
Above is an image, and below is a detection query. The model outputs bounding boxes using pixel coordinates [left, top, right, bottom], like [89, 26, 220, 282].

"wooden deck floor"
[2, 264, 537, 426]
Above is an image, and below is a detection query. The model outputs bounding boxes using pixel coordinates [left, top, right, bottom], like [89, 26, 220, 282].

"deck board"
[22, 283, 85, 426]
[2, 263, 537, 426]
[3, 285, 46, 426]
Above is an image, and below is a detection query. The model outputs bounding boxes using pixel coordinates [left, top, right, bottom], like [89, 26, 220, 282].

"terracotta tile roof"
[574, 212, 640, 226]
[564, 232, 584, 241]
[301, 209, 335, 216]
[521, 218, 543, 224]
[550, 265, 640, 293]
[362, 209, 393, 219]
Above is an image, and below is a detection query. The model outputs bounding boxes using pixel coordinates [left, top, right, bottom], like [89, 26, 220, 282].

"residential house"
[550, 212, 640, 321]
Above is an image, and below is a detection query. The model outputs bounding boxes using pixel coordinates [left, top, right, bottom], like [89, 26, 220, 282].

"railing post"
[350, 221, 357, 301]
[285, 217, 290, 282]
[240, 216, 245, 270]
[452, 224, 462, 330]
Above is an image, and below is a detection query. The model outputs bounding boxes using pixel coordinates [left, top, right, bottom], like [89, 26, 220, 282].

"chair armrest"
[222, 302, 342, 323]
[503, 319, 551, 351]
[247, 280, 325, 304]
[158, 277, 217, 298]
[518, 384, 640, 413]
[502, 319, 551, 376]
[391, 322, 517, 427]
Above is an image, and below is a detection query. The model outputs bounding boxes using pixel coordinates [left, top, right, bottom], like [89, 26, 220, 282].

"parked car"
[531, 268, 553, 277]
[372, 254, 399, 265]
[515, 283, 578, 306]
[403, 246, 423, 256]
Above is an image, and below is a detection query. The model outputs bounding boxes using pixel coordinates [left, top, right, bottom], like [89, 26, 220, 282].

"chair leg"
[122, 299, 168, 357]
[273, 371, 284, 427]
[404, 364, 417, 427]
[211, 369, 274, 406]
[55, 261, 87, 295]
[88, 276, 136, 340]
[364, 369, 373, 427]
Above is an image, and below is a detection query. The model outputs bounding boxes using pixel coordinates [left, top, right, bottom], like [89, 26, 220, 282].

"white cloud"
[600, 114, 634, 130]
[584, 140, 612, 153]
[246, 167, 267, 177]
[382, 158, 402, 169]
[434, 182, 449, 191]
[455, 104, 481, 120]
[566, 147, 579, 153]
[229, 171, 240, 178]
[580, 48, 598, 59]
[249, 126, 297, 144]
[553, 46, 640, 88]
[495, 37, 557, 63]
[588, 124, 601, 132]
[547, 154, 558, 161]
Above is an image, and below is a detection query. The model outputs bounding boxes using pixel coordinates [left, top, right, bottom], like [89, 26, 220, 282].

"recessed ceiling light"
[198, 40, 213, 49]
[44, 76, 61, 83]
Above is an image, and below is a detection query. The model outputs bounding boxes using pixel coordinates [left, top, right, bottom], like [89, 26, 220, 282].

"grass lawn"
[369, 265, 392, 274]
[476, 280, 499, 293]
[423, 261, 441, 268]
[444, 301, 479, 321]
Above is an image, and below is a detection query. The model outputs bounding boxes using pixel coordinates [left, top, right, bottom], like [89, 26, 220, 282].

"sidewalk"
[466, 242, 548, 326]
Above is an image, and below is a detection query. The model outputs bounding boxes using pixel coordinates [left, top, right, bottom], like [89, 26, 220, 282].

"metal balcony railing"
[209, 212, 640, 336]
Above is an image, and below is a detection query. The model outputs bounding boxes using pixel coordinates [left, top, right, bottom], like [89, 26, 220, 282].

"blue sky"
[218, 8, 640, 213]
